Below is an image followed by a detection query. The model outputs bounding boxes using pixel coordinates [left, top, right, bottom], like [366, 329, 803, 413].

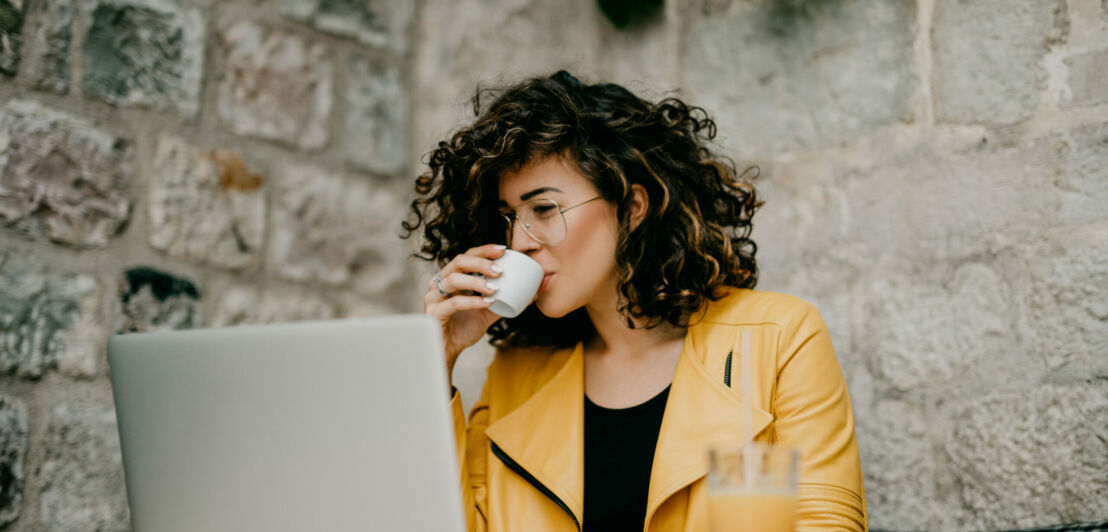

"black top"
[583, 384, 671, 532]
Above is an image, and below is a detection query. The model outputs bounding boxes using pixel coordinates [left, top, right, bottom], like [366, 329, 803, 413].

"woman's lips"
[539, 273, 553, 292]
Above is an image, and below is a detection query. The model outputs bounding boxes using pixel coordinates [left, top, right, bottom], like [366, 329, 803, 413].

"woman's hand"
[425, 244, 507, 385]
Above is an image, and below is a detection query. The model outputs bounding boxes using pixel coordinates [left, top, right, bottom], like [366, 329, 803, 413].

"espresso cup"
[472, 249, 544, 318]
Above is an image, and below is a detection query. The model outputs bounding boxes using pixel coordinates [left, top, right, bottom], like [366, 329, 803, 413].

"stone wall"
[0, 0, 414, 529]
[1, 0, 1105, 530]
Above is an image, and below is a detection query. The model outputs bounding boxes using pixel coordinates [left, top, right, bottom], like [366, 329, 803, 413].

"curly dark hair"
[400, 70, 763, 351]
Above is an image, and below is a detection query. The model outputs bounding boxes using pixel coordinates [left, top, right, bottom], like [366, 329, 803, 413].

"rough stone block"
[0, 99, 133, 248]
[0, 254, 102, 379]
[116, 266, 201, 333]
[268, 163, 408, 294]
[208, 285, 336, 327]
[682, 0, 917, 156]
[856, 400, 952, 530]
[0, 395, 28, 527]
[279, 0, 413, 54]
[1063, 49, 1108, 108]
[24, 0, 72, 93]
[851, 261, 1016, 394]
[833, 126, 1108, 262]
[344, 55, 409, 175]
[1056, 122, 1108, 222]
[945, 384, 1108, 530]
[0, 0, 24, 76]
[148, 135, 266, 271]
[1023, 222, 1108, 380]
[82, 0, 205, 116]
[932, 0, 1068, 126]
[217, 20, 333, 150]
[37, 402, 130, 532]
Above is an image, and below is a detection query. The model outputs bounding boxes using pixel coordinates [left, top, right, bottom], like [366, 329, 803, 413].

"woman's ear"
[629, 183, 649, 231]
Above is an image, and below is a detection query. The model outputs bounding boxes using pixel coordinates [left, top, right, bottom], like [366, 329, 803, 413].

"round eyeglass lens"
[504, 198, 567, 246]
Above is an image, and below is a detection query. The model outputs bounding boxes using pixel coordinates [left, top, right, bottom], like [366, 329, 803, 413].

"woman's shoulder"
[696, 286, 824, 329]
[487, 341, 573, 382]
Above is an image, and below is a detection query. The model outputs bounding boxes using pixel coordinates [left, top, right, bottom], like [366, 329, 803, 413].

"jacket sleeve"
[450, 377, 491, 532]
[772, 302, 868, 531]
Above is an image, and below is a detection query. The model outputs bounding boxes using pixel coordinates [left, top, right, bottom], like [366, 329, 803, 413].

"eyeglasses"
[500, 196, 603, 247]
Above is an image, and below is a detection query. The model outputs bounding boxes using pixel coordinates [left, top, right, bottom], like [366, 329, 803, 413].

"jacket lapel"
[484, 342, 585, 525]
[643, 319, 774, 529]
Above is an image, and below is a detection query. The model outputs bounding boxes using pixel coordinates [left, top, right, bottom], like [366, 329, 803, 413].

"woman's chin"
[533, 298, 574, 319]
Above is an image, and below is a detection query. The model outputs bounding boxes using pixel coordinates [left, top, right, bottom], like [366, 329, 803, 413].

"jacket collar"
[484, 341, 586, 520]
[483, 306, 773, 527]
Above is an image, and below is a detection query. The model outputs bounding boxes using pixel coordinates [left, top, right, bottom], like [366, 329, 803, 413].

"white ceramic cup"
[473, 249, 544, 318]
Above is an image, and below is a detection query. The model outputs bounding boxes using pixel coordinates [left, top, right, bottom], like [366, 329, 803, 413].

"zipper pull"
[724, 350, 733, 387]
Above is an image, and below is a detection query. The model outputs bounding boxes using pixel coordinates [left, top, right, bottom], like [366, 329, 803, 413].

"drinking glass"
[706, 443, 799, 532]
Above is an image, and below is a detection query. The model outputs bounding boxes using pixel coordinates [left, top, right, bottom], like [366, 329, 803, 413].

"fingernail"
[491, 264, 503, 273]
[483, 296, 495, 303]
[494, 244, 507, 250]
[485, 281, 499, 291]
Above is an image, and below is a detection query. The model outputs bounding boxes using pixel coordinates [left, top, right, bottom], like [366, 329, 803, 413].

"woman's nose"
[509, 223, 543, 252]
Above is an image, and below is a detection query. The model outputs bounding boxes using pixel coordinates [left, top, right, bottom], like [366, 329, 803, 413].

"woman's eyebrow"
[497, 187, 564, 205]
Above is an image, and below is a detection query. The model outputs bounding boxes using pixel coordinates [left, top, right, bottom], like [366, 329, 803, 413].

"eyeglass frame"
[500, 195, 603, 246]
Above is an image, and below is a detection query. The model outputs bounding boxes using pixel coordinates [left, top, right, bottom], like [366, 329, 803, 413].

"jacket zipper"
[724, 350, 733, 387]
[490, 441, 582, 532]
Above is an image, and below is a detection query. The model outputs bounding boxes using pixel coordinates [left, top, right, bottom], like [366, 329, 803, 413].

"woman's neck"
[582, 281, 687, 361]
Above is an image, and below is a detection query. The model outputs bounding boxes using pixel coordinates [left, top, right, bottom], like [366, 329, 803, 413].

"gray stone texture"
[268, 163, 408, 294]
[855, 400, 952, 530]
[279, 0, 414, 54]
[0, 254, 102, 379]
[1023, 221, 1108, 382]
[1063, 49, 1108, 108]
[1056, 122, 1108, 216]
[0, 99, 133, 248]
[0, 395, 28, 527]
[344, 55, 409, 176]
[116, 266, 201, 333]
[82, 0, 205, 116]
[37, 402, 130, 532]
[932, 0, 1068, 126]
[851, 261, 1017, 395]
[208, 285, 336, 327]
[24, 0, 72, 94]
[682, 0, 917, 156]
[822, 126, 1108, 264]
[217, 20, 333, 150]
[0, 0, 22, 76]
[945, 384, 1108, 530]
[413, 0, 606, 173]
[148, 135, 266, 271]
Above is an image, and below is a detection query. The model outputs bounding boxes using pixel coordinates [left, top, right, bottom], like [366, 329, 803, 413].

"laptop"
[107, 314, 466, 532]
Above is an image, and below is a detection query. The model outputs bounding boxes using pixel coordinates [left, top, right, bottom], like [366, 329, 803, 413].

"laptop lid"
[107, 314, 465, 532]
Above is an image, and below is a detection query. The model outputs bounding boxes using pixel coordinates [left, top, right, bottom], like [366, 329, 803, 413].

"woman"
[401, 70, 866, 531]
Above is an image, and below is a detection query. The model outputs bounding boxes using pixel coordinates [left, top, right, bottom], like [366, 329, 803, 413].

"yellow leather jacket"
[449, 287, 868, 531]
